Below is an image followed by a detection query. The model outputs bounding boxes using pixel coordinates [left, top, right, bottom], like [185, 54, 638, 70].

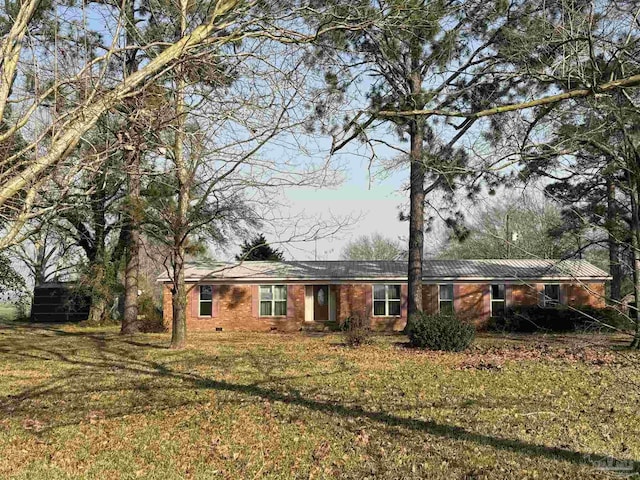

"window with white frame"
[199, 285, 213, 316]
[490, 284, 505, 317]
[259, 285, 287, 316]
[439, 284, 454, 314]
[372, 284, 401, 316]
[543, 284, 561, 306]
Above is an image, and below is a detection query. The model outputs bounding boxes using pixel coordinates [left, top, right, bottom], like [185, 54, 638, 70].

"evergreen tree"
[236, 234, 285, 261]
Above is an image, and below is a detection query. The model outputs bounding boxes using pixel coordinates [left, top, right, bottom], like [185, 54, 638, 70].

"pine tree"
[236, 234, 285, 261]
[313, 0, 578, 327]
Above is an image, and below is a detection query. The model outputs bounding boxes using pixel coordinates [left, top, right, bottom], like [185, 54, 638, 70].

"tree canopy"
[439, 197, 578, 261]
[341, 233, 405, 261]
[0, 255, 25, 301]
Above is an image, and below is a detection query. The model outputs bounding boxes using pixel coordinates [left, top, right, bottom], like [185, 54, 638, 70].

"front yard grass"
[0, 321, 638, 479]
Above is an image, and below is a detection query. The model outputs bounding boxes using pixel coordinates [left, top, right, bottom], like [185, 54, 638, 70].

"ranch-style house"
[159, 259, 610, 332]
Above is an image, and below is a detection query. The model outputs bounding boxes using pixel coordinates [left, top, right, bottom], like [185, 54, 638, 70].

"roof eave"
[158, 275, 612, 283]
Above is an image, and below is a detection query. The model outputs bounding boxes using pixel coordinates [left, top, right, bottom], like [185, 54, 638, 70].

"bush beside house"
[138, 293, 167, 333]
[342, 314, 372, 347]
[407, 312, 475, 351]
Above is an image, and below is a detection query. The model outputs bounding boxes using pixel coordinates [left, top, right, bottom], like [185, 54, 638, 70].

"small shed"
[30, 282, 91, 323]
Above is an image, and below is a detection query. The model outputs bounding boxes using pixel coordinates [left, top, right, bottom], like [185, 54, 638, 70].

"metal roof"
[157, 259, 611, 282]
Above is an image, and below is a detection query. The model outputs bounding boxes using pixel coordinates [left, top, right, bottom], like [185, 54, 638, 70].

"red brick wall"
[423, 282, 607, 330]
[455, 284, 490, 328]
[509, 284, 541, 306]
[162, 280, 608, 333]
[334, 284, 407, 331]
[335, 283, 369, 320]
[422, 285, 439, 315]
[163, 283, 305, 333]
[566, 282, 606, 308]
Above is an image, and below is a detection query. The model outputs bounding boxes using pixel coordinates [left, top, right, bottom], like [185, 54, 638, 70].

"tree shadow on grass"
[0, 324, 637, 473]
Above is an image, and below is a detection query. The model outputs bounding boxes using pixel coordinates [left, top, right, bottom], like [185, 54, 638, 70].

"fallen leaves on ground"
[0, 323, 638, 479]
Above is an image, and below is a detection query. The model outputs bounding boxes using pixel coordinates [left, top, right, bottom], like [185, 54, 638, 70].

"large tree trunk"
[607, 177, 622, 302]
[121, 148, 142, 334]
[121, 0, 142, 335]
[628, 173, 640, 349]
[405, 63, 426, 330]
[169, 0, 189, 349]
[87, 296, 107, 324]
[406, 118, 425, 324]
[33, 244, 47, 286]
[170, 158, 189, 347]
[87, 263, 109, 325]
[170, 249, 187, 349]
[88, 171, 110, 325]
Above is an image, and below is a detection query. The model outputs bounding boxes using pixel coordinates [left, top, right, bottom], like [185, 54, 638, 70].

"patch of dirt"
[395, 336, 635, 370]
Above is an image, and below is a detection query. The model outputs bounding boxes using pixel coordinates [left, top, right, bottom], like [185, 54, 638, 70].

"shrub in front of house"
[488, 305, 633, 333]
[488, 306, 574, 332]
[407, 312, 475, 351]
[342, 313, 372, 347]
[581, 306, 635, 332]
[138, 293, 167, 333]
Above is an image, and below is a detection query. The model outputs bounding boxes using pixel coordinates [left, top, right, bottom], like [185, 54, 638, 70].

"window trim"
[438, 283, 454, 314]
[543, 283, 561, 307]
[199, 285, 213, 317]
[490, 283, 506, 317]
[259, 284, 288, 317]
[372, 284, 402, 317]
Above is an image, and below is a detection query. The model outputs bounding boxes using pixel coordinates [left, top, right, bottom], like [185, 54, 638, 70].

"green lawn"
[0, 322, 638, 479]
